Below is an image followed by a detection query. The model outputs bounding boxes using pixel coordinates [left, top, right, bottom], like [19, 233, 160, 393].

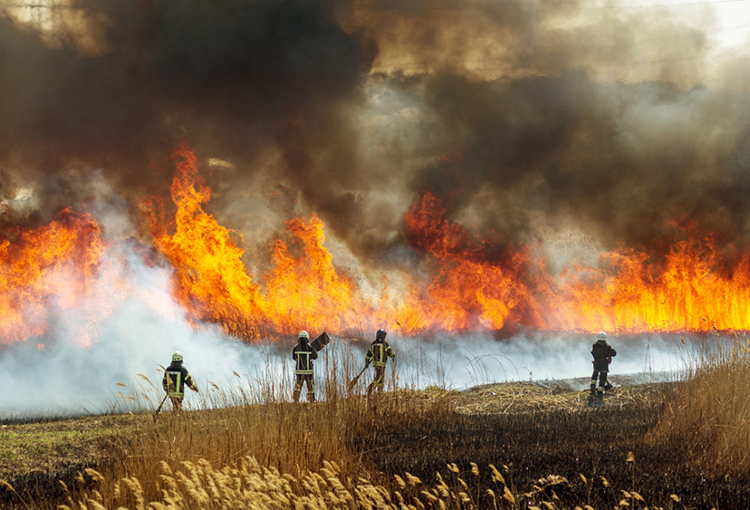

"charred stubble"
[351, 402, 750, 509]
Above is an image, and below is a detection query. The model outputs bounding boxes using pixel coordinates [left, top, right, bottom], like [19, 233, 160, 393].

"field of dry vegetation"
[2, 336, 750, 509]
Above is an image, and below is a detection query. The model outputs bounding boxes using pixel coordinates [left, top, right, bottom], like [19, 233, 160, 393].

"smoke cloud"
[0, 0, 746, 254]
[0, 314, 690, 418]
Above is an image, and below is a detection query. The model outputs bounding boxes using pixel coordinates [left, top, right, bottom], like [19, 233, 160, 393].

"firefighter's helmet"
[172, 351, 184, 362]
[376, 329, 387, 341]
[597, 331, 607, 342]
[299, 331, 309, 342]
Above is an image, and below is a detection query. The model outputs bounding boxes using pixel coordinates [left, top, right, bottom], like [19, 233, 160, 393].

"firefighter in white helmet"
[162, 351, 199, 410]
[292, 331, 318, 403]
[590, 332, 616, 395]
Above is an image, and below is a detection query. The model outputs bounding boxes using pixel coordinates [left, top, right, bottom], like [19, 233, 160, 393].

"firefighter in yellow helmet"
[162, 351, 199, 410]
[292, 331, 318, 403]
[366, 329, 395, 398]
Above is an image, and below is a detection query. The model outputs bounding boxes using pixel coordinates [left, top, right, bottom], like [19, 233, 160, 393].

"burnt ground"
[355, 379, 750, 509]
[2, 378, 748, 509]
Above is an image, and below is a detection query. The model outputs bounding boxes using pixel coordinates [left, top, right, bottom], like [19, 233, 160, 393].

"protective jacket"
[162, 362, 197, 398]
[366, 340, 395, 367]
[591, 340, 617, 372]
[292, 343, 317, 375]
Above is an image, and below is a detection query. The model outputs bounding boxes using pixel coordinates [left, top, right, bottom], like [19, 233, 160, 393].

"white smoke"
[0, 175, 289, 420]
[355, 331, 691, 393]
[0, 241, 281, 419]
[0, 293, 694, 420]
[0, 176, 696, 420]
[0, 230, 695, 419]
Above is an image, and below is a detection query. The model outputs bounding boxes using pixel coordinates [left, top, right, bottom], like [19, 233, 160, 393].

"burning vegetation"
[1, 0, 750, 347]
[2, 144, 750, 345]
[0, 208, 109, 346]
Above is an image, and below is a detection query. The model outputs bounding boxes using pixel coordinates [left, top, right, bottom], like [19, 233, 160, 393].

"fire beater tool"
[154, 393, 169, 420]
[311, 331, 331, 352]
[347, 366, 368, 394]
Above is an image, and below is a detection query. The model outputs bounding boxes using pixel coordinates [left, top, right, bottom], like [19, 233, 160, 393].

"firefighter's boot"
[589, 383, 596, 395]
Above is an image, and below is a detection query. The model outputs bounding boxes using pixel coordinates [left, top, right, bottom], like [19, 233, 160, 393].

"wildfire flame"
[4, 146, 750, 347]
[395, 191, 543, 332]
[142, 147, 267, 338]
[550, 226, 750, 333]
[0, 208, 109, 346]
[265, 216, 369, 333]
[143, 146, 380, 339]
[400, 192, 750, 334]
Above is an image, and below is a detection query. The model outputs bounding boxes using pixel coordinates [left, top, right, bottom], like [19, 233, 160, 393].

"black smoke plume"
[1, 0, 749, 262]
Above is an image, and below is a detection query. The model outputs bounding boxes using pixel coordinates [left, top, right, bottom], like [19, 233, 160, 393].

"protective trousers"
[293, 374, 315, 403]
[169, 396, 184, 410]
[367, 365, 386, 398]
[590, 369, 609, 392]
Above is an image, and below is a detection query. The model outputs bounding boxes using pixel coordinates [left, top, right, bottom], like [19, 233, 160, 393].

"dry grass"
[5, 335, 750, 508]
[56, 454, 680, 510]
[4, 381, 727, 510]
[56, 456, 519, 510]
[450, 380, 665, 415]
[39, 351, 437, 509]
[650, 333, 750, 477]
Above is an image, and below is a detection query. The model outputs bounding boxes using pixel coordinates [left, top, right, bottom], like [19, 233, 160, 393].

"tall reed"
[650, 332, 750, 476]
[64, 340, 429, 508]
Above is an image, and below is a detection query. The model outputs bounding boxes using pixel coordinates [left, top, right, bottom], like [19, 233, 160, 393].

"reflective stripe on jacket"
[162, 363, 196, 398]
[366, 341, 394, 367]
[293, 344, 317, 375]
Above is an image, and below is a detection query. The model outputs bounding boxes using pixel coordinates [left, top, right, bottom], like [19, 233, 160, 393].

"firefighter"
[162, 351, 199, 410]
[292, 331, 317, 403]
[590, 331, 616, 394]
[366, 329, 396, 398]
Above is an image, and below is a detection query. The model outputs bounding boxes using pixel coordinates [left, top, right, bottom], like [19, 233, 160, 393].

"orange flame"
[143, 146, 379, 339]
[400, 192, 750, 334]
[143, 148, 750, 338]
[264, 216, 366, 333]
[0, 208, 108, 346]
[549, 226, 750, 333]
[395, 191, 543, 333]
[7, 146, 750, 346]
[142, 146, 267, 338]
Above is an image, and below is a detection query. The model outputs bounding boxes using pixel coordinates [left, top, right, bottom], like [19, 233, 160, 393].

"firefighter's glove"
[193, 387, 199, 393]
